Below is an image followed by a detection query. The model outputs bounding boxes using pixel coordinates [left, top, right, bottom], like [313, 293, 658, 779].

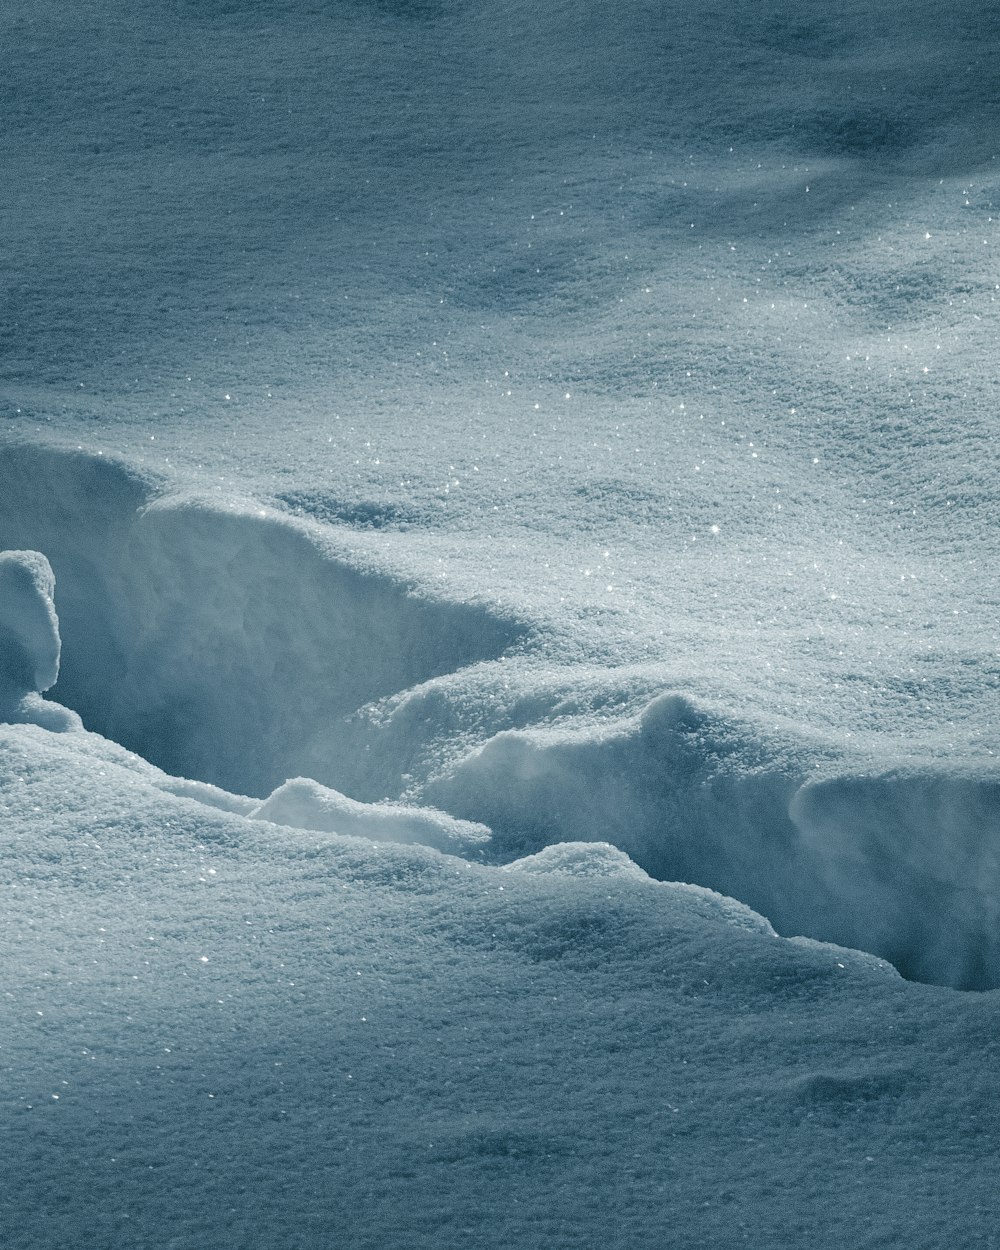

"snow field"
[3, 0, 1000, 1239]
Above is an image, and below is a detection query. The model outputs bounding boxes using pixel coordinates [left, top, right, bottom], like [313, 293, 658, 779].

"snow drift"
[438, 693, 1000, 990]
[0, 443, 528, 797]
[3, 445, 998, 989]
[252, 776, 491, 856]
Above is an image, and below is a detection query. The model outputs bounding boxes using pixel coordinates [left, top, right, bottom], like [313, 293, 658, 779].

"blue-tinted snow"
[1, 0, 1000, 1242]
[0, 549, 81, 732]
[0, 551, 61, 697]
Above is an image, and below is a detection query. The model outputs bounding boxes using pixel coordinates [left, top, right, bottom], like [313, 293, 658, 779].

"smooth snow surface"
[2, 0, 1000, 1243]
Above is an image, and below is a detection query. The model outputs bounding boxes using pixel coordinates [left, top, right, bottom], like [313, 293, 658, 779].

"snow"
[2, 0, 1000, 1242]
[0, 444, 525, 796]
[252, 776, 492, 855]
[0, 550, 60, 696]
[438, 692, 1000, 989]
[0, 711, 994, 1249]
[0, 549, 81, 732]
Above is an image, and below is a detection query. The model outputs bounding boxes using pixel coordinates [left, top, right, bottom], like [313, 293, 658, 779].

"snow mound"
[505, 841, 652, 880]
[252, 776, 492, 855]
[504, 841, 774, 933]
[0, 550, 81, 731]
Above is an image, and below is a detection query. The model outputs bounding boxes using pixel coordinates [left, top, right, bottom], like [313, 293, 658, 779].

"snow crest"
[252, 776, 491, 855]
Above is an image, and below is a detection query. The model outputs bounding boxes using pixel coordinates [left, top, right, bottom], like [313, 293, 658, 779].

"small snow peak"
[0, 550, 61, 695]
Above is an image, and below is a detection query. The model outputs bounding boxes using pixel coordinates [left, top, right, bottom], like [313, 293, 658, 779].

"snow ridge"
[437, 693, 1000, 990]
[2, 446, 998, 989]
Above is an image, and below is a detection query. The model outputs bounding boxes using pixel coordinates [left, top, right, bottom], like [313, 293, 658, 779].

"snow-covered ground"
[2, 0, 999, 1244]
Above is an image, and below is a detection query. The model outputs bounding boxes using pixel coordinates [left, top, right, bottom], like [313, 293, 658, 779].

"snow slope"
[2, 0, 1000, 1242]
[3, 717, 999, 1250]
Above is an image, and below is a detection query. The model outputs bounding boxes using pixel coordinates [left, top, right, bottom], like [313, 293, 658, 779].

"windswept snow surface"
[2, 0, 1000, 1243]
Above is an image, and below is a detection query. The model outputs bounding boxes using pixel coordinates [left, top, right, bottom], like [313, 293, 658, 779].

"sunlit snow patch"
[251, 776, 491, 855]
[504, 841, 653, 880]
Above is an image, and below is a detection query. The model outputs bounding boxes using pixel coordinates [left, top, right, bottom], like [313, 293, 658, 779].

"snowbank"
[2, 448, 997, 988]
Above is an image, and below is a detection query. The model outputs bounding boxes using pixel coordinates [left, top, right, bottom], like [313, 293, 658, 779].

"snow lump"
[0, 549, 80, 731]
